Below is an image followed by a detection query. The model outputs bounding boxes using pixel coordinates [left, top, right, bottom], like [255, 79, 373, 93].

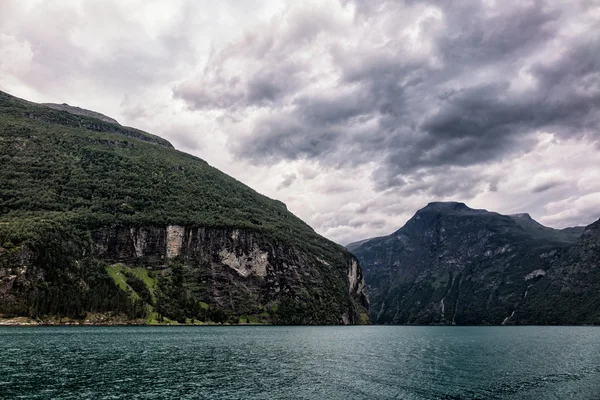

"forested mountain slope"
[0, 90, 369, 325]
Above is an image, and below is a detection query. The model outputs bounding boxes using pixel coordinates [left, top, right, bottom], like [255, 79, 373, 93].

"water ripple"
[1, 326, 599, 399]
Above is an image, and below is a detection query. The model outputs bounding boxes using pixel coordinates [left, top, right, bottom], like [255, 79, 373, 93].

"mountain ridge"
[349, 203, 585, 251]
[0, 90, 172, 148]
[350, 201, 597, 325]
[42, 102, 120, 125]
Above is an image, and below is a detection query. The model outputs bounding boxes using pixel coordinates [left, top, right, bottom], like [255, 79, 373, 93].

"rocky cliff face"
[0, 224, 368, 324]
[0, 90, 369, 325]
[351, 202, 595, 325]
[88, 225, 368, 320]
[0, 225, 369, 324]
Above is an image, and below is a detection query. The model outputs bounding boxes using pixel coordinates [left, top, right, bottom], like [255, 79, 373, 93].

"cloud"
[529, 171, 567, 193]
[0, 33, 33, 75]
[173, 1, 351, 111]
[170, 0, 600, 243]
[542, 192, 600, 228]
[277, 173, 297, 190]
[2, 0, 599, 244]
[177, 0, 600, 191]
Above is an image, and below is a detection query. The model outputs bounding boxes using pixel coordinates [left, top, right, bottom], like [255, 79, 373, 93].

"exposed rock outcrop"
[86, 225, 369, 322]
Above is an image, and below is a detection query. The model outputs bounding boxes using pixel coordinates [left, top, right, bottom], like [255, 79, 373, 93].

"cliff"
[0, 90, 368, 325]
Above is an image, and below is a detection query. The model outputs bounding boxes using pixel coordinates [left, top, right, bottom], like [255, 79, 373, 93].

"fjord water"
[1, 326, 599, 399]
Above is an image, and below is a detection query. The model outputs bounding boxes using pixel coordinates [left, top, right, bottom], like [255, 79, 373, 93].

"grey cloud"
[532, 181, 564, 194]
[317, 181, 356, 195]
[175, 64, 303, 111]
[356, 204, 369, 215]
[4, 0, 597, 245]
[163, 125, 203, 151]
[3, 0, 196, 97]
[401, 169, 490, 199]
[309, 209, 389, 242]
[247, 75, 286, 104]
[277, 173, 297, 190]
[355, 195, 415, 218]
[174, 4, 346, 111]
[433, 0, 561, 67]
[528, 39, 600, 132]
[298, 165, 319, 180]
[348, 218, 387, 229]
[177, 0, 599, 199]
[541, 193, 600, 229]
[365, 167, 494, 210]
[489, 180, 499, 192]
[241, 112, 341, 163]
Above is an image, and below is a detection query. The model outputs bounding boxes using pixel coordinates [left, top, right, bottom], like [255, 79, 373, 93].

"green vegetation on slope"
[0, 90, 346, 263]
[0, 90, 366, 324]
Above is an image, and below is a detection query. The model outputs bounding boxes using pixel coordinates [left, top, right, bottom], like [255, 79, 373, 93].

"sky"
[1, 0, 599, 245]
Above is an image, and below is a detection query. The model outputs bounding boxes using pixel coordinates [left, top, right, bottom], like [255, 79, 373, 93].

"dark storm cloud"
[432, 0, 560, 66]
[532, 181, 563, 194]
[176, 0, 600, 196]
[369, 166, 492, 200]
[277, 173, 297, 190]
[174, 4, 345, 111]
[175, 64, 303, 111]
[347, 218, 387, 229]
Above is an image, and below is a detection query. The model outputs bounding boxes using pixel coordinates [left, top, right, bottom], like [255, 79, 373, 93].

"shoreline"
[1, 318, 597, 327]
[0, 316, 269, 327]
[0, 321, 268, 327]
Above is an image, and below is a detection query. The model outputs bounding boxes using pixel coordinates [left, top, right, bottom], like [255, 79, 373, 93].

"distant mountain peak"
[510, 213, 532, 220]
[350, 202, 599, 325]
[415, 201, 489, 217]
[424, 201, 469, 210]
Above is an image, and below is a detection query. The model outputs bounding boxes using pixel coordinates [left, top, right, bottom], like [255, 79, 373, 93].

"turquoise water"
[1, 326, 599, 399]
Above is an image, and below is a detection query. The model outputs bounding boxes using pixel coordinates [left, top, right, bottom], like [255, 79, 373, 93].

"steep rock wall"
[90, 225, 369, 324]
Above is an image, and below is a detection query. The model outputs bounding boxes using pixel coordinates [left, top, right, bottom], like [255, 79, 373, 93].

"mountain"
[509, 213, 585, 243]
[42, 103, 120, 125]
[346, 238, 378, 252]
[0, 90, 369, 325]
[515, 218, 600, 324]
[350, 202, 596, 325]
